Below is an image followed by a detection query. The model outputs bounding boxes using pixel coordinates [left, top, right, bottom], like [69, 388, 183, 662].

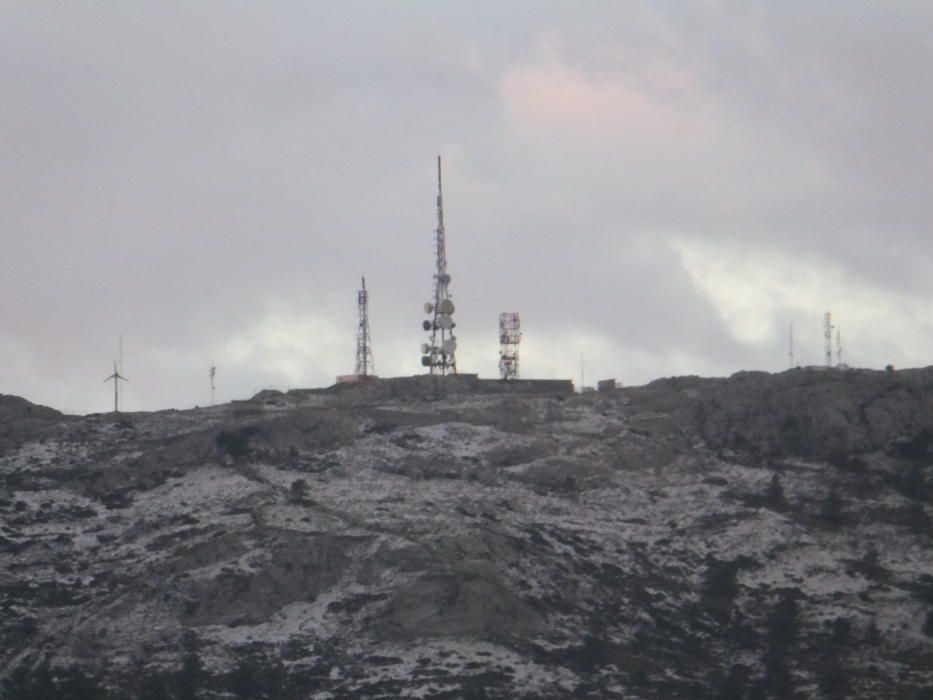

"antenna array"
[356, 276, 375, 377]
[421, 156, 457, 375]
[498, 313, 521, 380]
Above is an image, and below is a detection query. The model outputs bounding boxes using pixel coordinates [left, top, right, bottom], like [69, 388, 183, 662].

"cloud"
[2, 3, 932, 412]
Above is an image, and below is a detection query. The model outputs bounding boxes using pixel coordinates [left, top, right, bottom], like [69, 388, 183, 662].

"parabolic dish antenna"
[438, 315, 453, 330]
[439, 299, 455, 315]
[424, 302, 434, 314]
[442, 338, 457, 354]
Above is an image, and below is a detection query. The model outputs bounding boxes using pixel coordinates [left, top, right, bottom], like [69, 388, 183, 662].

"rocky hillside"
[1, 367, 932, 699]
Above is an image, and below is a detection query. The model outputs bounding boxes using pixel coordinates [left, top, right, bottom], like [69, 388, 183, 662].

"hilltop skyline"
[3, 2, 932, 413]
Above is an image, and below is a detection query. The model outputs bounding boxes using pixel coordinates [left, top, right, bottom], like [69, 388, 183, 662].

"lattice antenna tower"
[836, 328, 843, 366]
[498, 313, 521, 380]
[824, 312, 834, 368]
[421, 155, 457, 375]
[356, 276, 375, 377]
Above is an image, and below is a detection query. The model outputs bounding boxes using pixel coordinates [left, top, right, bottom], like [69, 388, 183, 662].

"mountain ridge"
[1, 368, 931, 698]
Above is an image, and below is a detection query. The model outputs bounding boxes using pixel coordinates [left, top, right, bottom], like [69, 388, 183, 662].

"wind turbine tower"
[421, 155, 457, 375]
[104, 361, 128, 413]
[356, 276, 375, 378]
[118, 334, 124, 411]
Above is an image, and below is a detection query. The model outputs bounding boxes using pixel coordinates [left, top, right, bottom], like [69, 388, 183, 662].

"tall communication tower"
[824, 312, 834, 368]
[498, 313, 521, 380]
[210, 364, 216, 406]
[836, 328, 843, 367]
[356, 276, 375, 378]
[421, 156, 457, 375]
[788, 321, 795, 369]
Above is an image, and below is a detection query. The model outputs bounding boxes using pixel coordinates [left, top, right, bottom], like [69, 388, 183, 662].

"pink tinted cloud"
[500, 56, 701, 144]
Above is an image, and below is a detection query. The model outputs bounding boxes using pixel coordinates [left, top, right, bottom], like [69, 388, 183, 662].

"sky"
[2, 1, 933, 414]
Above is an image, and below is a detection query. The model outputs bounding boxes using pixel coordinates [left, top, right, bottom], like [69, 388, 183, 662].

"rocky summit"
[1, 368, 932, 699]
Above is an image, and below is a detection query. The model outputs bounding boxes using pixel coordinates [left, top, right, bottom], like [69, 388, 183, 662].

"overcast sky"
[3, 1, 933, 413]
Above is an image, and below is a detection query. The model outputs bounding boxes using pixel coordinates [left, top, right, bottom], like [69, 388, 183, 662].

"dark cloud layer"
[2, 2, 932, 413]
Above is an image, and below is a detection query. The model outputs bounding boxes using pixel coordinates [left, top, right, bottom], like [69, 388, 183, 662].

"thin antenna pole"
[836, 328, 843, 366]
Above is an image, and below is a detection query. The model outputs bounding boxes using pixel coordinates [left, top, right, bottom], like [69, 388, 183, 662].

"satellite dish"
[439, 299, 455, 315]
[437, 273, 451, 285]
[442, 338, 457, 354]
[422, 320, 432, 331]
[424, 302, 434, 314]
[421, 356, 432, 366]
[421, 343, 431, 354]
[438, 315, 453, 330]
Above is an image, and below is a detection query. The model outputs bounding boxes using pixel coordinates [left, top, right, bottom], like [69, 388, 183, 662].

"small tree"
[56, 665, 102, 700]
[819, 489, 845, 525]
[175, 630, 205, 700]
[830, 617, 851, 646]
[765, 473, 786, 508]
[138, 672, 171, 700]
[289, 479, 309, 504]
[923, 610, 933, 638]
[865, 619, 882, 646]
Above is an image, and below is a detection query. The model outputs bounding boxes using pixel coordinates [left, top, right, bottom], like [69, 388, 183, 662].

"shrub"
[766, 591, 799, 648]
[765, 474, 786, 508]
[818, 662, 851, 699]
[216, 426, 261, 459]
[830, 616, 851, 646]
[289, 479, 309, 503]
[923, 610, 933, 638]
[56, 665, 102, 700]
[819, 489, 846, 525]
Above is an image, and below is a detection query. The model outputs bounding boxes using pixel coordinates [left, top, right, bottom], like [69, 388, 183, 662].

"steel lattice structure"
[499, 312, 521, 380]
[356, 276, 375, 377]
[421, 156, 457, 375]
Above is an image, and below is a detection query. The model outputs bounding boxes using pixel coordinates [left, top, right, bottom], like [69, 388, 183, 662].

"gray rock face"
[1, 369, 932, 698]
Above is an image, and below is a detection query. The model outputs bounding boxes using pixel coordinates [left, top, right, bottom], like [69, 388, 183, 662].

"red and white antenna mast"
[499, 313, 521, 380]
